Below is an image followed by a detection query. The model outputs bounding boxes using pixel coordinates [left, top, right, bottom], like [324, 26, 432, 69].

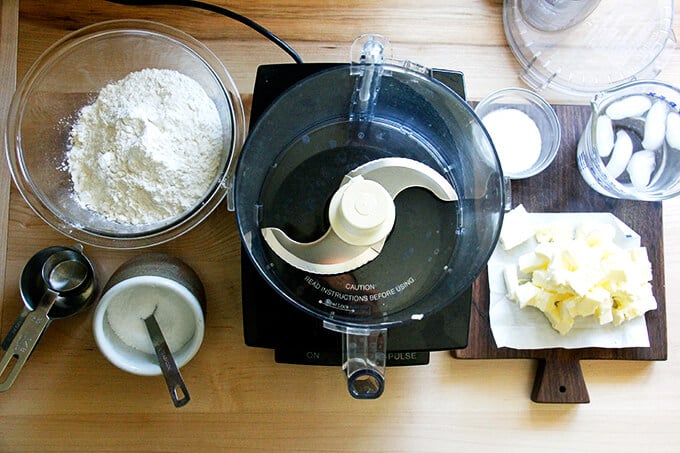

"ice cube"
[605, 130, 633, 179]
[626, 150, 656, 189]
[605, 95, 652, 120]
[666, 111, 680, 150]
[595, 115, 614, 157]
[642, 100, 668, 150]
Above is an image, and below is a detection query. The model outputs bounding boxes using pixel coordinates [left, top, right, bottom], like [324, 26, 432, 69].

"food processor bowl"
[235, 37, 503, 398]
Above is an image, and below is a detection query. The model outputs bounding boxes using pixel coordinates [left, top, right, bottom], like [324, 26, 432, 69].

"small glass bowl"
[5, 20, 245, 248]
[577, 80, 680, 201]
[475, 87, 561, 180]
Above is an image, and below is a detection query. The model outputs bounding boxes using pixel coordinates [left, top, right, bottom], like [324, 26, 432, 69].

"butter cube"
[533, 242, 558, 261]
[565, 268, 602, 298]
[635, 283, 657, 312]
[602, 255, 638, 287]
[561, 240, 598, 271]
[629, 247, 653, 282]
[500, 204, 534, 250]
[572, 288, 611, 318]
[612, 299, 640, 325]
[547, 248, 575, 273]
[503, 264, 520, 300]
[531, 271, 567, 298]
[596, 303, 614, 325]
[527, 290, 558, 312]
[546, 263, 570, 288]
[535, 221, 573, 244]
[612, 283, 657, 325]
[562, 296, 581, 318]
[575, 222, 616, 247]
[531, 269, 550, 288]
[515, 282, 541, 308]
[518, 252, 548, 274]
[583, 286, 612, 321]
[573, 297, 598, 318]
[543, 301, 574, 335]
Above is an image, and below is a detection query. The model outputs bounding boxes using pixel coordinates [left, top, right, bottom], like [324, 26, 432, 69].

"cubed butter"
[575, 222, 616, 247]
[504, 216, 657, 335]
[535, 221, 573, 244]
[518, 252, 548, 274]
[526, 290, 556, 312]
[503, 264, 520, 300]
[515, 282, 541, 308]
[543, 301, 574, 335]
[500, 204, 534, 250]
[533, 242, 558, 261]
[565, 268, 601, 298]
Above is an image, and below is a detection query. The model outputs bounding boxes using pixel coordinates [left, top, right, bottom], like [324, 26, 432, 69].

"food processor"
[235, 35, 504, 398]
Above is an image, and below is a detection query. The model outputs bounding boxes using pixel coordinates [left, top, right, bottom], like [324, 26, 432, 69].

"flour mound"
[67, 68, 224, 225]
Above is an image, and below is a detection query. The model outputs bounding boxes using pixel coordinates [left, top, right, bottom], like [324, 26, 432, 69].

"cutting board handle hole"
[559, 385, 567, 393]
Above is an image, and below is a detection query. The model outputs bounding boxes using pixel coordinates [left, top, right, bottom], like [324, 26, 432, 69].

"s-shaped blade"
[261, 157, 457, 275]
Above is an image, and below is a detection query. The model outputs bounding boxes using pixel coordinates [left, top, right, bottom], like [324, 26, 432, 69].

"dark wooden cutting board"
[452, 104, 667, 403]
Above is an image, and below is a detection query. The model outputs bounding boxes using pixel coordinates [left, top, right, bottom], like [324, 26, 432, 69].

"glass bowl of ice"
[577, 80, 680, 201]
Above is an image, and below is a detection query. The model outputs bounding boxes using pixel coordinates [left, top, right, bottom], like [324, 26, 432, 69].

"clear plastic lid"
[503, 0, 676, 98]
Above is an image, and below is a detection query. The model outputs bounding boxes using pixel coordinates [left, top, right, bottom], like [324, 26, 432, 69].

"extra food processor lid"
[504, 0, 676, 98]
[235, 37, 503, 330]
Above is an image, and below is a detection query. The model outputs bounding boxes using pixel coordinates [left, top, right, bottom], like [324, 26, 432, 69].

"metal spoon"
[143, 307, 191, 408]
[0, 247, 96, 391]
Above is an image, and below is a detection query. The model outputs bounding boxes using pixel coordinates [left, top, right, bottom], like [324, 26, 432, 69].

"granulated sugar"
[105, 282, 195, 355]
[67, 68, 223, 225]
[481, 108, 542, 176]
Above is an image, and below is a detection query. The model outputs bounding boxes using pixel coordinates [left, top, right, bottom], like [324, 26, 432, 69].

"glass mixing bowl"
[5, 20, 245, 248]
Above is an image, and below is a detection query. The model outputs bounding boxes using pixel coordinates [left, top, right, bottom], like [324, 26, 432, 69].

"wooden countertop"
[1, 1, 679, 451]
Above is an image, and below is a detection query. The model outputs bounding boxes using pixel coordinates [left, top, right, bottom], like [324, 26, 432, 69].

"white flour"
[67, 68, 223, 225]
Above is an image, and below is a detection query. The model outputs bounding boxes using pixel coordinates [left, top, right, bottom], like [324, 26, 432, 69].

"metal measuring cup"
[0, 245, 98, 391]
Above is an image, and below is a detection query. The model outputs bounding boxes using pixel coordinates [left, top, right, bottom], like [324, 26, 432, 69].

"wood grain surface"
[1, 1, 680, 452]
[0, 0, 19, 339]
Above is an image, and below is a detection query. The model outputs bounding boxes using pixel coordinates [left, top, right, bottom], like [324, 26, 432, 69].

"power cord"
[106, 0, 304, 64]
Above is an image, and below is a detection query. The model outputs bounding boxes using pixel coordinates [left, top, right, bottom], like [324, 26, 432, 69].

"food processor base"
[241, 248, 472, 366]
[240, 63, 473, 367]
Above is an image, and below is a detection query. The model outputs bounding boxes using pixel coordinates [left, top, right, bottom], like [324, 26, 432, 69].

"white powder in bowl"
[67, 68, 224, 225]
[482, 108, 542, 176]
[105, 282, 196, 355]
